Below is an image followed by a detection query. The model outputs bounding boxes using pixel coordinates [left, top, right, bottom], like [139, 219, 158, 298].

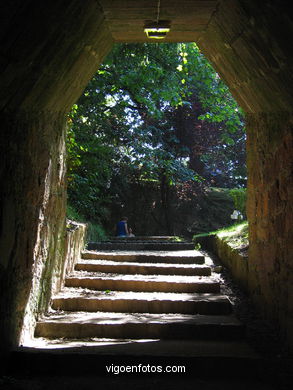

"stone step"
[81, 250, 205, 264]
[87, 242, 195, 251]
[75, 260, 211, 276]
[109, 236, 182, 241]
[52, 290, 232, 315]
[65, 274, 220, 293]
[35, 312, 244, 340]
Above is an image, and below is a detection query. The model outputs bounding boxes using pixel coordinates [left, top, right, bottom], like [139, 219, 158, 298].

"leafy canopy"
[67, 43, 246, 224]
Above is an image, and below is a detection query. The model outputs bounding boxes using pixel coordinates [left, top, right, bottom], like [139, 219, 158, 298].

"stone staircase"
[35, 244, 244, 340]
[87, 236, 195, 251]
[14, 237, 263, 379]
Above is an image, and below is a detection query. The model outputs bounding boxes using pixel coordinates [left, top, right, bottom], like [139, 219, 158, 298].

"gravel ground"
[203, 249, 284, 358]
[203, 250, 293, 390]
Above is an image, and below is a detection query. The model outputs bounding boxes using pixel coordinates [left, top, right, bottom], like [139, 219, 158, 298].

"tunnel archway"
[0, 0, 292, 352]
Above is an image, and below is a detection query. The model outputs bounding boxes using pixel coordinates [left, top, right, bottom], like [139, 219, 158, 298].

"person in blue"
[116, 217, 129, 237]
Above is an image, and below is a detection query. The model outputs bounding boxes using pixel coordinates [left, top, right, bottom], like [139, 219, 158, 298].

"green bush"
[67, 204, 84, 221]
[229, 188, 247, 217]
[66, 204, 108, 242]
[86, 222, 108, 242]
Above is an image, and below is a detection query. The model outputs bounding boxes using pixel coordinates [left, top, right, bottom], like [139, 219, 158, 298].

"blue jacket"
[116, 221, 127, 236]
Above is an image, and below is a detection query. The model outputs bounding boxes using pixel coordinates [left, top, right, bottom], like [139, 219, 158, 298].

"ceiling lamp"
[144, 0, 170, 39]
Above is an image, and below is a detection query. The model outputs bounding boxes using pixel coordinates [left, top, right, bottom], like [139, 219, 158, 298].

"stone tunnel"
[0, 0, 292, 355]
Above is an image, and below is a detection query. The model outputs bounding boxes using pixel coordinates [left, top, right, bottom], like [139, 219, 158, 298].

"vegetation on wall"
[216, 221, 249, 253]
[229, 188, 247, 216]
[66, 205, 107, 241]
[193, 221, 249, 256]
[66, 43, 246, 237]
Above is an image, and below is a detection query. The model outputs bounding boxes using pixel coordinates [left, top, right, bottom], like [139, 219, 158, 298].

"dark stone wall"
[0, 1, 113, 351]
[246, 112, 293, 349]
[0, 110, 66, 348]
[0, 0, 112, 113]
[197, 0, 293, 114]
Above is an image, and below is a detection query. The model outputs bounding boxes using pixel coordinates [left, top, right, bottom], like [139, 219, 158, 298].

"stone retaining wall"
[197, 235, 249, 293]
[57, 220, 87, 293]
[20, 220, 86, 346]
[195, 232, 293, 352]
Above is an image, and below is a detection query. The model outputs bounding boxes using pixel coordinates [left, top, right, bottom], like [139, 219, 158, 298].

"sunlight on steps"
[20, 237, 258, 367]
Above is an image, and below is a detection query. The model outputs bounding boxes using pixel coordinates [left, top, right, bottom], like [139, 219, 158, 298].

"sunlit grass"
[216, 221, 248, 237]
[193, 221, 249, 251]
[216, 222, 248, 251]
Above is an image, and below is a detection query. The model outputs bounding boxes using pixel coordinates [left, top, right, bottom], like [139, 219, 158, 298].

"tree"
[67, 43, 246, 234]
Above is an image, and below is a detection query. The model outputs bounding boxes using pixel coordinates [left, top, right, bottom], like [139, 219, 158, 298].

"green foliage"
[67, 43, 246, 234]
[194, 243, 201, 250]
[176, 44, 244, 134]
[169, 236, 184, 242]
[67, 110, 113, 224]
[66, 204, 108, 242]
[229, 188, 247, 216]
[86, 222, 108, 242]
[67, 204, 83, 221]
[187, 187, 235, 235]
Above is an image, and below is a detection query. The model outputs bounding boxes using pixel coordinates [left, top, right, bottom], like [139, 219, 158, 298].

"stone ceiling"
[98, 0, 219, 42]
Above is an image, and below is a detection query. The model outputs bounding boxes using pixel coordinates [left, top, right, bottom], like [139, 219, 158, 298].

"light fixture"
[144, 0, 170, 39]
[144, 21, 170, 39]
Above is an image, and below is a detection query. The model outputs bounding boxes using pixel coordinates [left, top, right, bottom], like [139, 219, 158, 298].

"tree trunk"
[160, 173, 173, 235]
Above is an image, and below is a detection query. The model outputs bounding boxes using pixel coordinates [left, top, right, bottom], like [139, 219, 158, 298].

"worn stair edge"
[51, 294, 232, 315]
[65, 276, 220, 293]
[107, 236, 185, 241]
[81, 251, 205, 264]
[34, 311, 243, 324]
[34, 312, 244, 339]
[35, 320, 245, 341]
[87, 243, 195, 251]
[17, 339, 258, 358]
[75, 261, 211, 276]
